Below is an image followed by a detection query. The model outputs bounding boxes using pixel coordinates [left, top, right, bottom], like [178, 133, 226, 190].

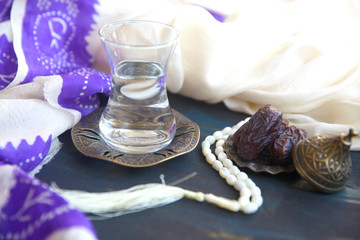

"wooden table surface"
[37, 93, 360, 240]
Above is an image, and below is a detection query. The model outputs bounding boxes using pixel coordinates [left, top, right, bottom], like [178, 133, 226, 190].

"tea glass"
[98, 21, 179, 154]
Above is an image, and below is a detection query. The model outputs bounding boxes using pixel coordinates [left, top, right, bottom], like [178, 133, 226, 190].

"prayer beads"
[201, 119, 263, 214]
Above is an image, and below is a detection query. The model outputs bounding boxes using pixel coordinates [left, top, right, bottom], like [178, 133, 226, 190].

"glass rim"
[98, 20, 180, 49]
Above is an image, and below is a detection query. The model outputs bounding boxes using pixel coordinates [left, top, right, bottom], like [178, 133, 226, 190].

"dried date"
[267, 126, 307, 165]
[233, 104, 307, 165]
[233, 104, 284, 161]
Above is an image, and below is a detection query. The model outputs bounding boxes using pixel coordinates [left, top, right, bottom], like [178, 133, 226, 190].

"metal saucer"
[71, 107, 200, 167]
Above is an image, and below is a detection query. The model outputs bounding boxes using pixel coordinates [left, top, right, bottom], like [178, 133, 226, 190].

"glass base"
[99, 129, 175, 154]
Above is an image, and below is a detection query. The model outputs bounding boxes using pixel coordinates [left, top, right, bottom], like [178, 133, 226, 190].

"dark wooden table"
[37, 93, 360, 240]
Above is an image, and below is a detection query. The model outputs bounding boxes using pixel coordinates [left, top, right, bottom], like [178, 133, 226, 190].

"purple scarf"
[0, 0, 110, 238]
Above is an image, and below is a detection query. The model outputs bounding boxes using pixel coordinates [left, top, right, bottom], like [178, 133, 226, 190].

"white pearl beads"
[243, 202, 258, 214]
[213, 131, 223, 139]
[229, 165, 240, 175]
[216, 139, 225, 147]
[223, 127, 232, 135]
[226, 175, 237, 185]
[201, 120, 263, 214]
[202, 147, 211, 156]
[206, 154, 216, 164]
[237, 172, 248, 181]
[217, 152, 227, 161]
[219, 167, 230, 178]
[212, 160, 223, 171]
[215, 147, 224, 155]
[205, 135, 216, 144]
[234, 180, 246, 191]
[222, 159, 233, 168]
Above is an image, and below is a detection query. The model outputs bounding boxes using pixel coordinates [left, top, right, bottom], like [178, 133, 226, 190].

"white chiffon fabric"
[88, 0, 360, 149]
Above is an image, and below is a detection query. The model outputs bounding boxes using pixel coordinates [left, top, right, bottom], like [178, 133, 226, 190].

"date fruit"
[233, 104, 307, 165]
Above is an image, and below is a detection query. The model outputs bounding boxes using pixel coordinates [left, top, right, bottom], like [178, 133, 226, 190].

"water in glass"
[99, 60, 176, 153]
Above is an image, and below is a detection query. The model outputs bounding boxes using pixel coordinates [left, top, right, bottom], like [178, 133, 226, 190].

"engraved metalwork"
[224, 135, 295, 175]
[71, 107, 200, 167]
[293, 128, 359, 193]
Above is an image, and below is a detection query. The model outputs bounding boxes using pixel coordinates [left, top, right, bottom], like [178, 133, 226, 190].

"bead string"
[201, 118, 263, 214]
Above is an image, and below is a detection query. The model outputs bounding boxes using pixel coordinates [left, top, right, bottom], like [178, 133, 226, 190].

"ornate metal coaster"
[224, 135, 295, 174]
[71, 107, 200, 167]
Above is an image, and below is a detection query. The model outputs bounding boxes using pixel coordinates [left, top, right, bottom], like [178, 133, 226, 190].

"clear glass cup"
[98, 20, 179, 154]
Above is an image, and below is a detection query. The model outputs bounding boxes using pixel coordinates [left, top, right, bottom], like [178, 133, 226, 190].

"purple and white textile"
[0, 0, 112, 175]
[0, 163, 97, 240]
[0, 0, 112, 238]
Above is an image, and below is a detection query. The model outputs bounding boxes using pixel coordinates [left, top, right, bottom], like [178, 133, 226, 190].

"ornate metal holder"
[71, 107, 200, 167]
[293, 128, 359, 193]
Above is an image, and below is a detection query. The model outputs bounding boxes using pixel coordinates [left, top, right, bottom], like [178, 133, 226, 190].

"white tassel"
[52, 182, 186, 218]
[51, 174, 246, 218]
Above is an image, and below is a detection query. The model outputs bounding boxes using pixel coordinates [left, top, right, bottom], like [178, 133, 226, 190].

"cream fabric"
[90, 0, 360, 150]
